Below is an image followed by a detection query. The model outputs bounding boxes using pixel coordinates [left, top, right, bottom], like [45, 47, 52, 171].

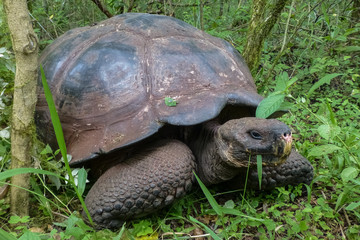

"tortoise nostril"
[283, 132, 292, 138]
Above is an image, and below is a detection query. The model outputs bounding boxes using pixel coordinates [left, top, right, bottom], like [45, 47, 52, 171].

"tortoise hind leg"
[84, 139, 196, 229]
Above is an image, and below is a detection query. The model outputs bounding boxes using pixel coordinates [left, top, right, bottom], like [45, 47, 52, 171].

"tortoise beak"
[272, 132, 292, 165]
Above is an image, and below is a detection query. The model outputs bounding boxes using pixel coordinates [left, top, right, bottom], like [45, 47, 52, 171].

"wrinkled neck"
[188, 120, 242, 186]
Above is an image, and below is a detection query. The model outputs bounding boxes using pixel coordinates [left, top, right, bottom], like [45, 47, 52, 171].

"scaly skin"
[85, 140, 195, 229]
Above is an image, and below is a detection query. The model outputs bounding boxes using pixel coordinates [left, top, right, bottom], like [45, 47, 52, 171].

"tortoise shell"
[35, 13, 263, 165]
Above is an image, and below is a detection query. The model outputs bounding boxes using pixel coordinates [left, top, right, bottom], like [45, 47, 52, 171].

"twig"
[321, 190, 327, 200]
[339, 220, 347, 240]
[28, 12, 54, 40]
[261, 0, 326, 87]
[342, 208, 351, 227]
[280, 0, 295, 53]
[52, 211, 69, 220]
[161, 232, 211, 239]
[90, 0, 113, 18]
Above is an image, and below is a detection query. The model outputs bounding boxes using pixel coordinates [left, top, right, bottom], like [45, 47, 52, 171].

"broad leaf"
[346, 201, 360, 211]
[317, 125, 340, 140]
[341, 167, 359, 182]
[274, 72, 288, 92]
[256, 94, 285, 119]
[77, 168, 88, 196]
[0, 229, 17, 240]
[18, 231, 41, 240]
[307, 73, 342, 97]
[308, 144, 342, 157]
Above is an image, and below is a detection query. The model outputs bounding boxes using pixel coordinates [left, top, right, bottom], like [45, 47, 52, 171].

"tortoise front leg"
[84, 140, 196, 229]
[232, 150, 313, 190]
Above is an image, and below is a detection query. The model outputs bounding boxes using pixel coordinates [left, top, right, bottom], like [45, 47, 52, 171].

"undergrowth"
[0, 0, 359, 239]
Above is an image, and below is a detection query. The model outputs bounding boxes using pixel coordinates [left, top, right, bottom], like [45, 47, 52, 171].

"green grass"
[0, 0, 359, 239]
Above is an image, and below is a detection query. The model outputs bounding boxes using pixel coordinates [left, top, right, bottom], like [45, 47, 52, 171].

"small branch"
[147, 0, 210, 7]
[90, 0, 113, 18]
[0, 182, 10, 199]
[280, 0, 294, 53]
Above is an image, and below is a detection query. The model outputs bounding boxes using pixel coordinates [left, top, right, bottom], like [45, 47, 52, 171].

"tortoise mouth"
[224, 136, 292, 167]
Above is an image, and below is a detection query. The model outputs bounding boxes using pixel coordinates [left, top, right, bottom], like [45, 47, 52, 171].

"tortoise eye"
[249, 130, 262, 140]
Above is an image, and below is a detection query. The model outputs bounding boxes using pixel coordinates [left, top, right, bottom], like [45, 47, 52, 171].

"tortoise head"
[216, 117, 292, 167]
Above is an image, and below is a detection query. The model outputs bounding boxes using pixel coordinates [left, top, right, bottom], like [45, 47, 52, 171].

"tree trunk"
[351, 0, 360, 28]
[219, 0, 224, 17]
[3, 0, 39, 217]
[199, 0, 204, 30]
[242, 0, 289, 74]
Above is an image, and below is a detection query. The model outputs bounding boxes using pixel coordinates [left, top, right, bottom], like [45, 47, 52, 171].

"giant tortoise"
[35, 13, 313, 229]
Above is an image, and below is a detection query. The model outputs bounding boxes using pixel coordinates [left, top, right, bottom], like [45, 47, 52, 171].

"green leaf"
[299, 220, 309, 231]
[317, 125, 331, 140]
[256, 94, 285, 119]
[346, 202, 360, 211]
[132, 220, 153, 237]
[113, 223, 126, 240]
[307, 73, 342, 97]
[0, 229, 17, 240]
[263, 219, 276, 231]
[18, 230, 41, 240]
[308, 144, 342, 157]
[40, 144, 53, 155]
[9, 216, 30, 224]
[164, 97, 177, 107]
[193, 172, 223, 216]
[274, 72, 288, 92]
[335, 46, 360, 52]
[257, 155, 262, 189]
[326, 101, 337, 125]
[335, 191, 347, 211]
[48, 175, 61, 190]
[341, 167, 359, 182]
[223, 200, 235, 209]
[0, 168, 62, 181]
[189, 216, 221, 240]
[317, 125, 341, 140]
[77, 168, 88, 196]
[219, 208, 263, 221]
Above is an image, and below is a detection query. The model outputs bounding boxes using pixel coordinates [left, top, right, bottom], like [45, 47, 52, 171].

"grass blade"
[0, 168, 61, 181]
[189, 216, 222, 240]
[40, 65, 93, 225]
[193, 172, 223, 216]
[257, 155, 263, 189]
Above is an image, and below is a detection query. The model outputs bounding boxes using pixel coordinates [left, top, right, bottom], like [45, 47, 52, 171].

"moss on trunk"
[3, 0, 39, 217]
[242, 0, 289, 74]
